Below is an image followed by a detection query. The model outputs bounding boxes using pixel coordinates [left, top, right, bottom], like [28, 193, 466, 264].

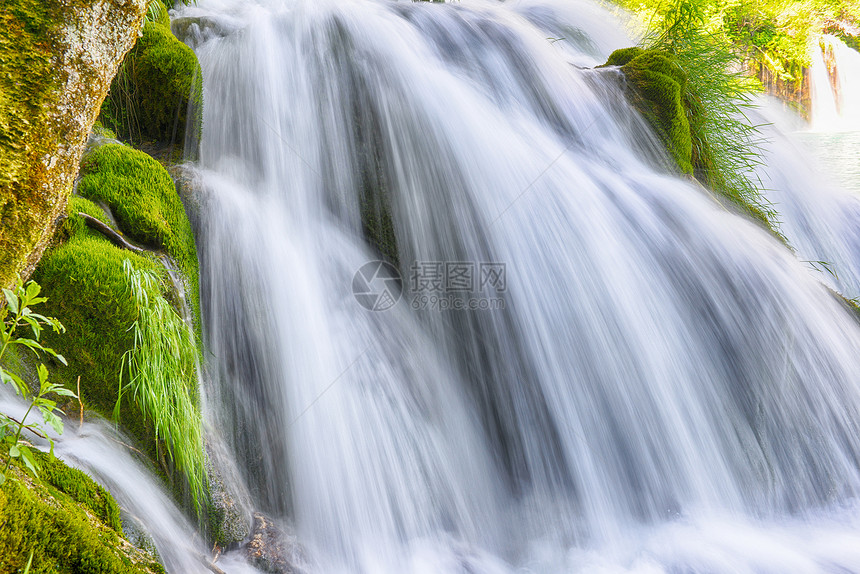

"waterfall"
[810, 35, 860, 131]
[809, 41, 840, 130]
[169, 0, 860, 571]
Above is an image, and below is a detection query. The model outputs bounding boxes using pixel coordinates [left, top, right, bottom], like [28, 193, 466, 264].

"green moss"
[101, 21, 203, 147]
[604, 47, 693, 175]
[34, 451, 123, 533]
[604, 46, 644, 67]
[0, 0, 65, 287]
[92, 121, 118, 141]
[55, 196, 112, 244]
[34, 147, 208, 520]
[0, 461, 164, 574]
[77, 143, 200, 326]
[34, 233, 164, 448]
[147, 0, 172, 28]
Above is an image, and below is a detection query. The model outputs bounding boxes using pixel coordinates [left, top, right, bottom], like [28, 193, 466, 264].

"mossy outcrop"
[34, 200, 166, 452]
[33, 140, 206, 519]
[101, 21, 203, 149]
[34, 141, 200, 451]
[77, 142, 200, 323]
[0, 452, 164, 574]
[603, 47, 779, 234]
[603, 47, 694, 175]
[0, 0, 148, 288]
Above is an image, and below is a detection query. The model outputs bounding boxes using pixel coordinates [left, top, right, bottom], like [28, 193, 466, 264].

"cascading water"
[172, 0, 860, 571]
[810, 34, 860, 131]
[809, 42, 840, 130]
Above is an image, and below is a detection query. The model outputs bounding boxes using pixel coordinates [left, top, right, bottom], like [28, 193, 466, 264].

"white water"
[809, 35, 860, 131]
[164, 1, 860, 572]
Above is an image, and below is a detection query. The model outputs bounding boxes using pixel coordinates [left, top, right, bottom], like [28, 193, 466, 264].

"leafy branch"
[0, 277, 76, 484]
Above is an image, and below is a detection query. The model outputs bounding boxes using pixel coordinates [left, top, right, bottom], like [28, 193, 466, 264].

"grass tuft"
[116, 260, 206, 516]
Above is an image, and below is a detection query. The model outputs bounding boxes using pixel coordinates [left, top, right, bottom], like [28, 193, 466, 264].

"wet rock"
[205, 442, 252, 548]
[244, 513, 307, 574]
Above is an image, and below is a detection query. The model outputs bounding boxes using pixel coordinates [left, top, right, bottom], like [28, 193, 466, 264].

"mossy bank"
[0, 450, 163, 574]
[101, 18, 203, 155]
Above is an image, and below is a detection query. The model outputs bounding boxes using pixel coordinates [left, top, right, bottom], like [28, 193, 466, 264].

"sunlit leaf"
[3, 289, 18, 315]
[25, 281, 41, 302]
[19, 445, 39, 477]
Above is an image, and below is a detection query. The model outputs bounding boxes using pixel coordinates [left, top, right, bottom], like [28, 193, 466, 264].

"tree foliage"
[618, 0, 860, 79]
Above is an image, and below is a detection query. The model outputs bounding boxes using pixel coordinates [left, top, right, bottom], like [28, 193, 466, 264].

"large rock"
[0, 0, 148, 287]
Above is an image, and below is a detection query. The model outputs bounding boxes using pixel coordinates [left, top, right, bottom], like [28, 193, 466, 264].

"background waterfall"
[174, 0, 860, 572]
[809, 34, 860, 131]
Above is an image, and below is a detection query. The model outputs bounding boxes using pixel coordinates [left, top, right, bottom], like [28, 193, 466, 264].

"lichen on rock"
[0, 0, 148, 288]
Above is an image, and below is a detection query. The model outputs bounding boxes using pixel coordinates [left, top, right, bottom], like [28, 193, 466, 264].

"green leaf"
[2, 370, 29, 397]
[12, 338, 49, 357]
[21, 316, 43, 341]
[22, 549, 33, 574]
[35, 397, 56, 411]
[52, 387, 77, 398]
[25, 281, 41, 302]
[18, 445, 39, 477]
[3, 289, 19, 315]
[48, 317, 65, 334]
[0, 473, 5, 486]
[41, 409, 63, 435]
[38, 363, 48, 385]
[55, 354, 67, 366]
[9, 444, 20, 458]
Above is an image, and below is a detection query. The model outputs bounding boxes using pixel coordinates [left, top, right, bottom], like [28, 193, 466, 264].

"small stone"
[243, 513, 308, 574]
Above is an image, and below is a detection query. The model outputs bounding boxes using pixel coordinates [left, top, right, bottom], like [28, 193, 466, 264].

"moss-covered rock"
[101, 21, 203, 148]
[34, 451, 123, 533]
[33, 220, 166, 451]
[604, 47, 693, 174]
[33, 142, 206, 520]
[603, 46, 781, 236]
[0, 455, 164, 574]
[0, 0, 148, 288]
[77, 142, 200, 325]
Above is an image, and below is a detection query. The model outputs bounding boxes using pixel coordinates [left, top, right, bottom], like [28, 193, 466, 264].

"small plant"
[628, 0, 779, 231]
[115, 259, 206, 514]
[0, 277, 75, 485]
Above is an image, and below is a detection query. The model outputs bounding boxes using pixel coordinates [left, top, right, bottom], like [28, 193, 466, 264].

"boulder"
[0, 0, 149, 287]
